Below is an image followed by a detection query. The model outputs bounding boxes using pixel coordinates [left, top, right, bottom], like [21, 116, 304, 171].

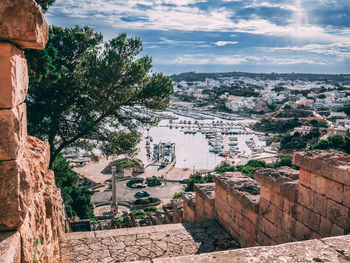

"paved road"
[92, 180, 184, 203]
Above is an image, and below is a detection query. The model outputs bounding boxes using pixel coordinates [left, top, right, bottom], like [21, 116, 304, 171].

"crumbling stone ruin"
[181, 150, 350, 247]
[1, 1, 350, 262]
[0, 1, 65, 262]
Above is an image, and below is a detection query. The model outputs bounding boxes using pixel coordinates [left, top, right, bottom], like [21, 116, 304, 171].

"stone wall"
[193, 183, 215, 221]
[182, 150, 350, 249]
[0, 1, 65, 262]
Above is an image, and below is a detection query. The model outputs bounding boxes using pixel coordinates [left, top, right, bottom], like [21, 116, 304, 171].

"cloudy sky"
[46, 0, 350, 75]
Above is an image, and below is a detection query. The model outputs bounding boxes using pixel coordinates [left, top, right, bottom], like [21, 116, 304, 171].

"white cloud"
[264, 43, 350, 58]
[214, 41, 239, 46]
[48, 0, 350, 49]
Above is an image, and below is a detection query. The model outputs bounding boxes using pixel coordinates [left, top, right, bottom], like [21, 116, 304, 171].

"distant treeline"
[170, 71, 350, 84]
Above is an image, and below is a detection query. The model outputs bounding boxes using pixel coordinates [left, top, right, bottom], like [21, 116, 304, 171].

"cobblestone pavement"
[61, 221, 239, 263]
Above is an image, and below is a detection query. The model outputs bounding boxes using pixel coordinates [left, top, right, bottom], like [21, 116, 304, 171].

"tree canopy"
[52, 155, 94, 219]
[26, 26, 173, 167]
[36, 0, 56, 12]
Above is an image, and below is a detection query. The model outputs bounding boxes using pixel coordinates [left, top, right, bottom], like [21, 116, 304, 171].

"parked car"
[134, 191, 150, 198]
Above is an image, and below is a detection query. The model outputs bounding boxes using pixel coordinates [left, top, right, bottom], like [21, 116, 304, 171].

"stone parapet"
[171, 198, 184, 223]
[194, 183, 215, 221]
[213, 172, 260, 212]
[255, 166, 299, 201]
[182, 192, 196, 222]
[294, 150, 350, 186]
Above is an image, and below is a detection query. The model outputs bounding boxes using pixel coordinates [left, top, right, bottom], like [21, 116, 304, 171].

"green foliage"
[132, 197, 160, 205]
[273, 109, 313, 118]
[126, 178, 145, 188]
[236, 160, 267, 178]
[280, 135, 307, 150]
[310, 135, 350, 154]
[280, 128, 320, 150]
[36, 0, 56, 12]
[184, 173, 213, 192]
[26, 26, 173, 167]
[215, 162, 236, 173]
[252, 118, 301, 133]
[143, 206, 158, 212]
[272, 155, 299, 170]
[52, 155, 94, 219]
[133, 210, 146, 219]
[146, 176, 162, 187]
[173, 192, 182, 199]
[214, 155, 298, 179]
[340, 105, 350, 116]
[33, 238, 41, 263]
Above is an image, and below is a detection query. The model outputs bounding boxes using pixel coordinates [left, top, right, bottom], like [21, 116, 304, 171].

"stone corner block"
[0, 103, 27, 160]
[255, 167, 299, 194]
[0, 43, 28, 108]
[0, 0, 48, 50]
[293, 150, 350, 186]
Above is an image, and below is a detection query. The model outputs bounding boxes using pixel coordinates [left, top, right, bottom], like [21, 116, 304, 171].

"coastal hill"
[171, 71, 350, 83]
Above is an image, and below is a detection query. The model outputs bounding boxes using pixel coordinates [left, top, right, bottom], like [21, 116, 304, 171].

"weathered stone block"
[331, 223, 344, 236]
[310, 173, 327, 195]
[0, 156, 30, 230]
[325, 179, 343, 203]
[327, 199, 349, 229]
[0, 0, 48, 49]
[297, 185, 314, 210]
[257, 216, 277, 241]
[313, 192, 327, 217]
[281, 213, 297, 233]
[344, 185, 350, 208]
[0, 104, 27, 160]
[299, 169, 311, 188]
[319, 216, 332, 237]
[259, 198, 282, 226]
[293, 221, 313, 240]
[0, 43, 28, 109]
[293, 150, 350, 186]
[255, 167, 298, 194]
[291, 204, 304, 222]
[246, 208, 258, 225]
[302, 207, 321, 232]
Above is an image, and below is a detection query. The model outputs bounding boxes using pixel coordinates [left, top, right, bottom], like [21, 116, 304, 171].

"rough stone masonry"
[182, 150, 350, 248]
[0, 1, 65, 262]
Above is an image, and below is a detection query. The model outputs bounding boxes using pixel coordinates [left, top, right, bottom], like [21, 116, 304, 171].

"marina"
[143, 109, 276, 170]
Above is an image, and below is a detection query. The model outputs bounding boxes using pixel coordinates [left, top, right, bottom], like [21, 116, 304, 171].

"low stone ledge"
[293, 150, 350, 186]
[194, 183, 215, 205]
[152, 235, 350, 263]
[0, 231, 21, 263]
[0, 0, 48, 50]
[213, 172, 260, 212]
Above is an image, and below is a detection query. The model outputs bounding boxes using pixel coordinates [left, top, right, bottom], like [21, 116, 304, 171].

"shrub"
[126, 178, 145, 188]
[146, 176, 162, 187]
[173, 192, 182, 199]
[184, 173, 213, 192]
[132, 197, 160, 206]
[143, 206, 158, 212]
